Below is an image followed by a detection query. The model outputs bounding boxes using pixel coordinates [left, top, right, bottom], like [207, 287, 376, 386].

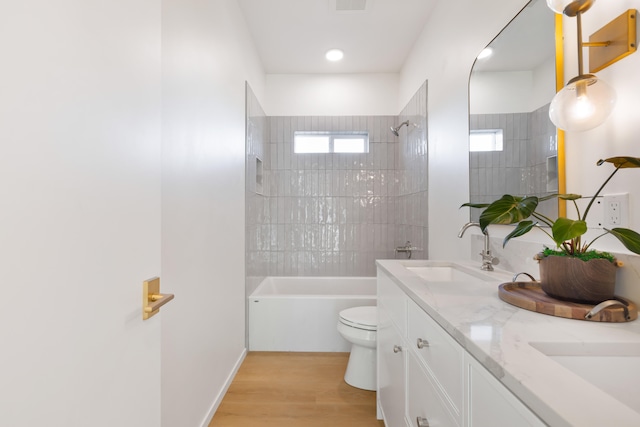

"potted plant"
[462, 156, 640, 304]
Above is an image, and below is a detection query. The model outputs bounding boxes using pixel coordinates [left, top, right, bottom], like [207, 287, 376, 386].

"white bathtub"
[248, 276, 377, 352]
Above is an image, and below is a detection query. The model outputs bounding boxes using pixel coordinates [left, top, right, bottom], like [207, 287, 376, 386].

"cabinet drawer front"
[378, 271, 407, 335]
[408, 300, 463, 416]
[408, 351, 459, 427]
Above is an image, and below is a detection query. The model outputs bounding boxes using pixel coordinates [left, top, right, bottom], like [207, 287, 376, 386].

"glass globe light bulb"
[549, 74, 616, 132]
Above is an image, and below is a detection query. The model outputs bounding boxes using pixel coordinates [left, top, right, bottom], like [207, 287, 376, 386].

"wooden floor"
[210, 352, 385, 427]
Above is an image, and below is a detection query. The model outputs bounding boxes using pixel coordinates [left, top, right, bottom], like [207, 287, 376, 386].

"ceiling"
[472, 0, 556, 73]
[237, 0, 555, 75]
[237, 0, 438, 74]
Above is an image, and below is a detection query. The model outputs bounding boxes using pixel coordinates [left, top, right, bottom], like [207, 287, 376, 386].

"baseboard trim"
[199, 347, 247, 427]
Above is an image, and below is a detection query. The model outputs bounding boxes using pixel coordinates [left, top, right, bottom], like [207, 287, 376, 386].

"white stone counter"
[377, 259, 640, 427]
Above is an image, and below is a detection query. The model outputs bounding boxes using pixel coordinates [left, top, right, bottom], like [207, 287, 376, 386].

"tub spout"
[457, 222, 499, 271]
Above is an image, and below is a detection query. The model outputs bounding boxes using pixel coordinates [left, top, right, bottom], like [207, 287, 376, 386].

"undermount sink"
[405, 263, 492, 282]
[530, 341, 640, 412]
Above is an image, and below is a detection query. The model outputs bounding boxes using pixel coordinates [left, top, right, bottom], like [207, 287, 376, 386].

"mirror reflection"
[469, 0, 558, 222]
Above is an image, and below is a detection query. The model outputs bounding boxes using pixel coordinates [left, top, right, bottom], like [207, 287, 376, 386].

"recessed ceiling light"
[477, 47, 493, 60]
[325, 49, 344, 62]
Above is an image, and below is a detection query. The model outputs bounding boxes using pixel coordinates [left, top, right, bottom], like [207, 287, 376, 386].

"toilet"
[337, 306, 378, 391]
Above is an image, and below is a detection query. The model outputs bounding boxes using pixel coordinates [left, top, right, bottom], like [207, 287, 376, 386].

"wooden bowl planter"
[535, 254, 618, 304]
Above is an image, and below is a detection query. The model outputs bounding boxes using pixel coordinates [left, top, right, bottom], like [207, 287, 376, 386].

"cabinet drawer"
[378, 271, 407, 335]
[407, 351, 459, 427]
[408, 300, 463, 417]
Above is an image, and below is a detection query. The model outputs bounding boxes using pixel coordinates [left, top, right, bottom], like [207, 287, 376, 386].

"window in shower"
[470, 129, 503, 152]
[293, 131, 369, 154]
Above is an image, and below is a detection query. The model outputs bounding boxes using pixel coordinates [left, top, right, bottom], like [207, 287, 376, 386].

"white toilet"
[337, 306, 378, 391]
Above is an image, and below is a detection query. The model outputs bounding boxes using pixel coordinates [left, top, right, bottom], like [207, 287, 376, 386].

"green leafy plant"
[461, 156, 640, 258]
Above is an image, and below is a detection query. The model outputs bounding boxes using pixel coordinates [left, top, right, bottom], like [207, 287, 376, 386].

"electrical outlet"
[608, 201, 620, 225]
[603, 193, 629, 229]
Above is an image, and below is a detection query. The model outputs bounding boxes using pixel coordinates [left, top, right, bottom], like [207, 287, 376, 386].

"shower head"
[390, 120, 410, 136]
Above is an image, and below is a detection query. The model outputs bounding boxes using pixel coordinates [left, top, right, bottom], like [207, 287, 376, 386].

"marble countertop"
[377, 259, 640, 427]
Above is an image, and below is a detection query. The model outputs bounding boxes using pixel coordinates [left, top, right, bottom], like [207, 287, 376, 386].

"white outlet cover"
[603, 193, 629, 229]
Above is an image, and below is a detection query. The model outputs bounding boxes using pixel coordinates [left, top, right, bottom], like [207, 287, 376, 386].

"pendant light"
[547, 0, 617, 132]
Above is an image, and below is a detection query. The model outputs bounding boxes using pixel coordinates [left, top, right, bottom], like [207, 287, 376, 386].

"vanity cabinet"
[377, 270, 545, 427]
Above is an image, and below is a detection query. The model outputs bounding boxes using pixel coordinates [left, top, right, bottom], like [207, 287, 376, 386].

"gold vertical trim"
[555, 13, 567, 217]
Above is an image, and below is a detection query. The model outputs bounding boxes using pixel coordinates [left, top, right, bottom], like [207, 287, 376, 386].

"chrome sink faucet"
[457, 222, 499, 271]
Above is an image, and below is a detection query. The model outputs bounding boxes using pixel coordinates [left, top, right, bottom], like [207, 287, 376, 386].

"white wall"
[470, 56, 555, 115]
[161, 0, 264, 426]
[563, 1, 640, 227]
[560, 0, 640, 302]
[531, 56, 556, 110]
[470, 71, 534, 114]
[264, 73, 398, 116]
[399, 0, 530, 260]
[0, 1, 162, 426]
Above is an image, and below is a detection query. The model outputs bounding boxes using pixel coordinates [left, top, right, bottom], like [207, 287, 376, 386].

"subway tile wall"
[468, 103, 557, 222]
[262, 115, 399, 277]
[246, 82, 429, 279]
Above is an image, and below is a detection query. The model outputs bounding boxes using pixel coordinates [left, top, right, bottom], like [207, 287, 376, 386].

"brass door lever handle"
[143, 277, 175, 320]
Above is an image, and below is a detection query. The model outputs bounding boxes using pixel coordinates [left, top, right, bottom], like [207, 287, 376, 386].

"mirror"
[468, 0, 562, 222]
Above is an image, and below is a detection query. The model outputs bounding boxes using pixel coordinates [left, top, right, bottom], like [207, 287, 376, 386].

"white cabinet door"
[467, 355, 545, 427]
[378, 303, 407, 427]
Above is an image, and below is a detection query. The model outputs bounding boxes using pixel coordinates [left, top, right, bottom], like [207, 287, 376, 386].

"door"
[0, 1, 162, 426]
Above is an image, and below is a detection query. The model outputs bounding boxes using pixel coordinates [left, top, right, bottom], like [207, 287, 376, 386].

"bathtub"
[248, 276, 377, 352]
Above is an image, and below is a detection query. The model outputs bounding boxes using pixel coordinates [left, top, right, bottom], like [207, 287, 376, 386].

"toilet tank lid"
[339, 306, 377, 329]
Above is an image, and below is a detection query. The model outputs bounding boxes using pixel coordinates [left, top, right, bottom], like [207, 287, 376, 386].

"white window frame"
[293, 131, 369, 154]
[469, 129, 504, 152]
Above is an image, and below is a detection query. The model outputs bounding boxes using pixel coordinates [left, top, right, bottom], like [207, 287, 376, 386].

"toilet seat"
[339, 306, 377, 331]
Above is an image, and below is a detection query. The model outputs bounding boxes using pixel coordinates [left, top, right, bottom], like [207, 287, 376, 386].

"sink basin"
[530, 342, 640, 412]
[406, 265, 490, 282]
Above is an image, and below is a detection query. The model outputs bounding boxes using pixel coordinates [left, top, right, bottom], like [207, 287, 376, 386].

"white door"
[0, 1, 163, 426]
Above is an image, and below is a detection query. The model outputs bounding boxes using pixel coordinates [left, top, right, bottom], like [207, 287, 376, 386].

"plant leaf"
[538, 193, 582, 202]
[605, 228, 640, 254]
[503, 221, 537, 247]
[478, 195, 538, 231]
[551, 218, 587, 246]
[598, 156, 640, 168]
[460, 202, 490, 209]
[557, 193, 582, 200]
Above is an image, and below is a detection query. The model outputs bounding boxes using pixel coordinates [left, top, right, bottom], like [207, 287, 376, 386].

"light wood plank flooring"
[210, 352, 385, 427]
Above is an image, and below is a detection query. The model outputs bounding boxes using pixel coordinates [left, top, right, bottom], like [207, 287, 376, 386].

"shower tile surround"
[246, 82, 428, 281]
[469, 103, 558, 222]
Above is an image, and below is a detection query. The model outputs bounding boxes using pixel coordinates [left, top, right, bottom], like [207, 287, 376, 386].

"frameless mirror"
[468, 0, 561, 222]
